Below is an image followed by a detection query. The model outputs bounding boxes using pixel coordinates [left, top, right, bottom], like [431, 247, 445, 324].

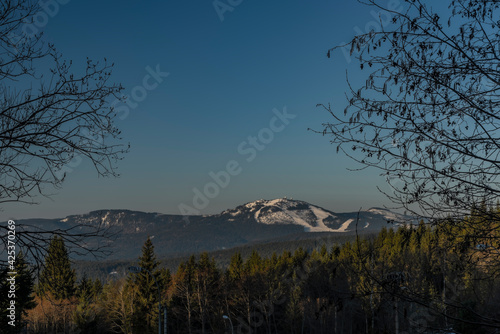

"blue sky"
[3, 0, 411, 220]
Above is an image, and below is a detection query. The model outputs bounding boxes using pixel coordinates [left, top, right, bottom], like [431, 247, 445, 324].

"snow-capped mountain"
[222, 198, 338, 232]
[222, 198, 410, 233]
[9, 198, 414, 260]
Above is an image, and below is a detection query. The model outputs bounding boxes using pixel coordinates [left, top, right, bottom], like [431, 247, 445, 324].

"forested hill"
[73, 232, 362, 282]
[48, 214, 500, 334]
[8, 198, 414, 260]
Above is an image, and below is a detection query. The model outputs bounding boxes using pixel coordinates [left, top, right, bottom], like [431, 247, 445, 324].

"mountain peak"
[241, 197, 297, 208]
[366, 207, 406, 222]
[223, 198, 341, 232]
[11, 198, 415, 260]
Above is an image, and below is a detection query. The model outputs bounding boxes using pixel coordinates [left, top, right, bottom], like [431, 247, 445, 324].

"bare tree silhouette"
[317, 0, 500, 223]
[0, 0, 127, 266]
[317, 1, 500, 331]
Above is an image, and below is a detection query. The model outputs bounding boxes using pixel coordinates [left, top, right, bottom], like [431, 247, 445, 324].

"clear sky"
[3, 0, 410, 221]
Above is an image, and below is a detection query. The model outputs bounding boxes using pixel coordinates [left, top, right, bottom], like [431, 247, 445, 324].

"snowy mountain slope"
[228, 198, 338, 232]
[222, 198, 412, 233]
[7, 198, 415, 260]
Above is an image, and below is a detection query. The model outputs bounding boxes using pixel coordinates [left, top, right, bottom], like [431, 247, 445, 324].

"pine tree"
[37, 236, 76, 300]
[228, 252, 244, 282]
[92, 278, 103, 297]
[127, 236, 163, 334]
[74, 275, 103, 333]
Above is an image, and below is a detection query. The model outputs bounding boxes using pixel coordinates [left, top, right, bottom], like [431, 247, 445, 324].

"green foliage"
[126, 236, 166, 334]
[37, 236, 76, 300]
[24, 207, 500, 333]
[74, 275, 105, 333]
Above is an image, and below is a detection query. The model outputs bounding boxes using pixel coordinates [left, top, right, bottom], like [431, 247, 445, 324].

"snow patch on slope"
[332, 219, 353, 232]
[101, 211, 111, 226]
[309, 206, 338, 232]
[225, 198, 409, 233]
[254, 207, 262, 222]
[250, 198, 339, 232]
[367, 208, 403, 221]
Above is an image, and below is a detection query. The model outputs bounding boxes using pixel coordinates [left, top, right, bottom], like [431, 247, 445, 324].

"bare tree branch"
[317, 0, 500, 223]
[0, 0, 127, 267]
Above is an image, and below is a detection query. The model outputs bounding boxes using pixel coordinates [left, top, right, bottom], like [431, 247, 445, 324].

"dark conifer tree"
[37, 236, 76, 300]
[74, 275, 100, 333]
[127, 236, 163, 334]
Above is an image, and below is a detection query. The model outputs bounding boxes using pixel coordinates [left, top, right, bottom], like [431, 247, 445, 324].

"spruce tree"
[128, 236, 163, 334]
[37, 235, 76, 300]
[228, 252, 244, 281]
[74, 275, 100, 333]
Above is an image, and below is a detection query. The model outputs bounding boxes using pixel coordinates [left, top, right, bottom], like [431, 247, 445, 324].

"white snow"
[245, 199, 264, 209]
[367, 208, 401, 221]
[250, 198, 341, 232]
[241, 198, 402, 233]
[283, 208, 318, 232]
[309, 206, 338, 232]
[101, 212, 110, 226]
[267, 198, 284, 206]
[254, 207, 262, 222]
[332, 219, 353, 232]
[220, 198, 412, 234]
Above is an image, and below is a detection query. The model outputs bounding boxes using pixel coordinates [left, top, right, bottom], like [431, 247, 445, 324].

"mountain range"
[11, 198, 415, 260]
